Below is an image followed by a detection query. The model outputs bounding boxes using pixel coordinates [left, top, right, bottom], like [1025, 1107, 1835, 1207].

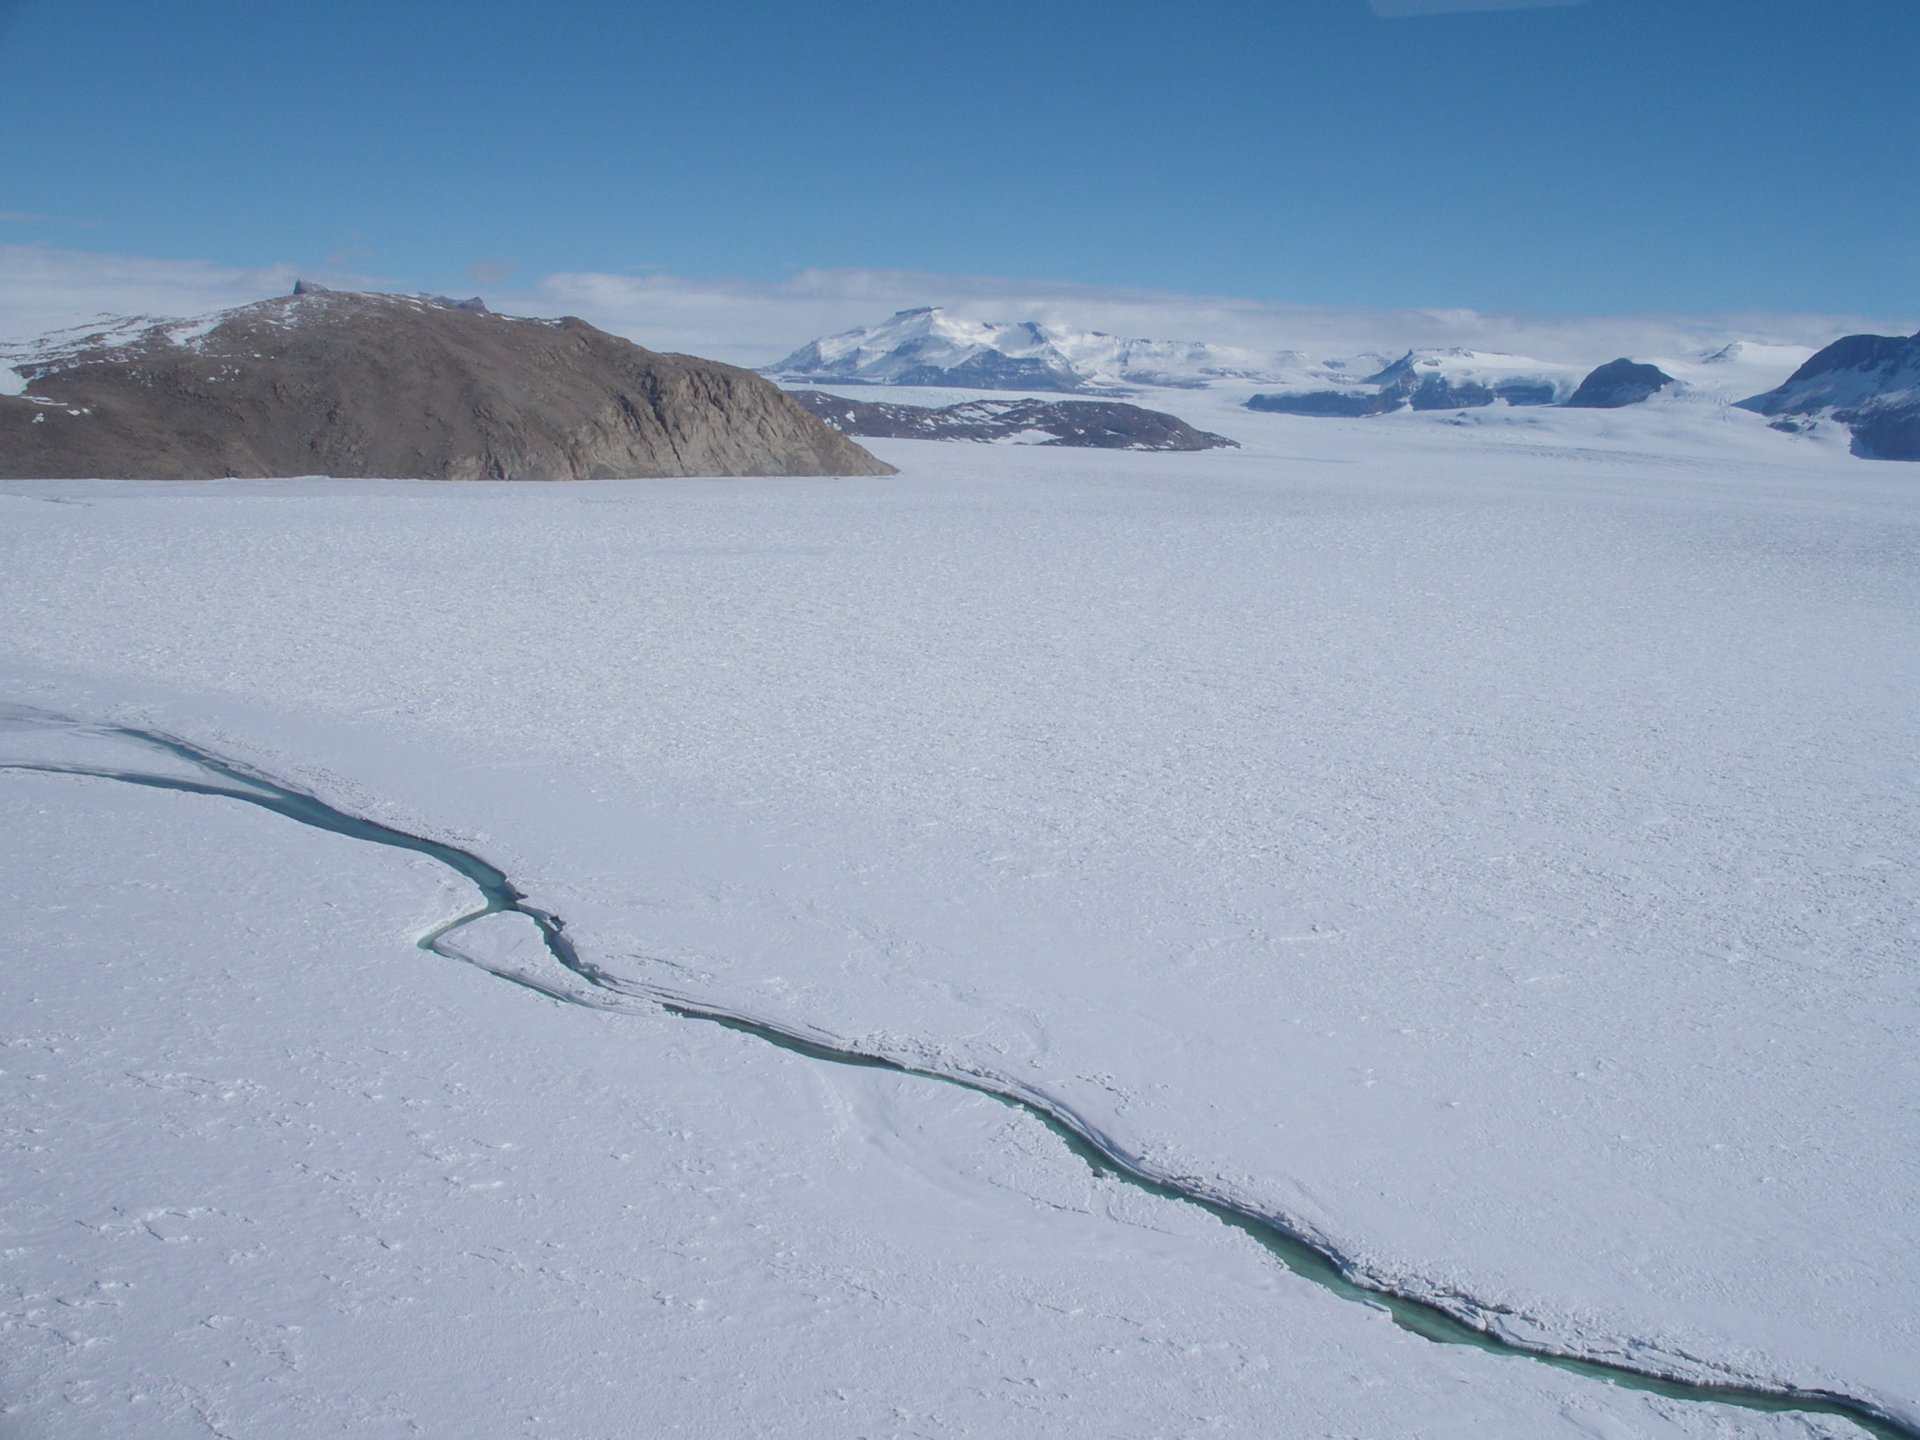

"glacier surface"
[2, 398, 1914, 1436]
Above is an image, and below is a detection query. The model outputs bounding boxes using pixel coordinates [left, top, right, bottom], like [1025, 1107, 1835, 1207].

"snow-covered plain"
[3, 399, 1916, 1437]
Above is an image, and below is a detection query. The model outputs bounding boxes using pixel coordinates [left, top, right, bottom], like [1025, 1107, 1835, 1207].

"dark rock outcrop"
[1564, 358, 1676, 409]
[1736, 330, 1920, 460]
[1847, 408, 1920, 461]
[0, 289, 893, 480]
[791, 390, 1236, 451]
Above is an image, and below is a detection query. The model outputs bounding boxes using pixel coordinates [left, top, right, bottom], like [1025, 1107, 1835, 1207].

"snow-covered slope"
[767, 306, 1305, 391]
[1693, 339, 1816, 378]
[1645, 340, 1814, 403]
[1737, 329, 1920, 459]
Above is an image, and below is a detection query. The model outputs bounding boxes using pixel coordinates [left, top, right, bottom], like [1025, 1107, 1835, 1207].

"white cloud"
[497, 265, 1877, 371]
[0, 242, 1890, 373]
[1370, 0, 1585, 15]
[0, 244, 394, 343]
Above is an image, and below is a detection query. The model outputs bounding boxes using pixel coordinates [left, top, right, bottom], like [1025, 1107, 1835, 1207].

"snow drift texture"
[0, 288, 894, 480]
[3, 411, 1917, 1435]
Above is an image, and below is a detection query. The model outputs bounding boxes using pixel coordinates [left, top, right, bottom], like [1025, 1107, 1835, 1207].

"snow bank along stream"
[4, 704, 1911, 1440]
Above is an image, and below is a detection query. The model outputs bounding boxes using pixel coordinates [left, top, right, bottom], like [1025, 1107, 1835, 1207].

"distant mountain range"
[1244, 352, 1685, 418]
[1247, 349, 1587, 417]
[790, 391, 1236, 451]
[1736, 329, 1920, 460]
[767, 307, 1304, 392]
[0, 288, 892, 480]
[766, 308, 1846, 430]
[11, 293, 1910, 475]
[775, 304, 1920, 461]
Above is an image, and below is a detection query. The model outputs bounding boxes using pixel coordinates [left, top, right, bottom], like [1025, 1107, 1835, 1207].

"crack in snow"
[1, 703, 1911, 1440]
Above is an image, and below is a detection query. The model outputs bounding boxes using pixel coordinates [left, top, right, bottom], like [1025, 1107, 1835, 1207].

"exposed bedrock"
[0, 288, 894, 480]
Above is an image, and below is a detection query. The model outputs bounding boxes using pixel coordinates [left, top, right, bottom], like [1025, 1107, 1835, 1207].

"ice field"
[3, 399, 1915, 1437]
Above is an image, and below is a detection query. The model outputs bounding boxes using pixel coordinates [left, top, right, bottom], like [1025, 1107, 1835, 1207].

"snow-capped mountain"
[766, 307, 1305, 392]
[1248, 348, 1585, 416]
[1737, 329, 1920, 459]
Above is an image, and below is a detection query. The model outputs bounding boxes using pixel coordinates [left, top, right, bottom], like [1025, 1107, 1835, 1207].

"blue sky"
[1, 0, 1914, 326]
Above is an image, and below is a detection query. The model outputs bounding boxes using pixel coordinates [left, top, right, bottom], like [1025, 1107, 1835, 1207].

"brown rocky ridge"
[0, 285, 894, 480]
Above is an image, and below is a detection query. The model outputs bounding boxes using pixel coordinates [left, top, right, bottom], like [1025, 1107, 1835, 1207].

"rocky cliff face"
[0, 288, 894, 480]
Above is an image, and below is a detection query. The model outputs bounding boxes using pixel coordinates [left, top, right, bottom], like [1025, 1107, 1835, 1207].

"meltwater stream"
[3, 710, 1911, 1440]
